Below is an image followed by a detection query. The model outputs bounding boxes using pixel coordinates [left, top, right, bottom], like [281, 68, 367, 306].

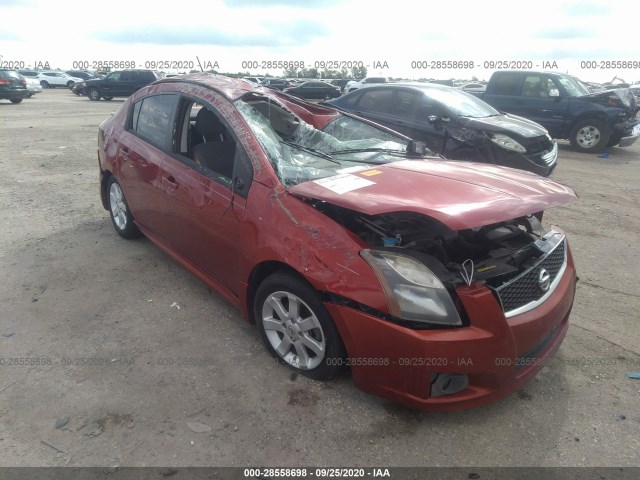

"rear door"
[133, 71, 157, 95]
[116, 93, 180, 236]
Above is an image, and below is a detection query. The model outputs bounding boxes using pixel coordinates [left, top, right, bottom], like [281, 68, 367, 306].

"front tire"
[255, 272, 346, 380]
[67, 81, 75, 88]
[40, 81, 49, 88]
[107, 177, 142, 239]
[10, 98, 23, 104]
[570, 119, 610, 153]
[87, 88, 101, 101]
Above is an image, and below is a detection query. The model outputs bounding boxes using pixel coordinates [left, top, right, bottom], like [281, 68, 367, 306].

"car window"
[138, 71, 156, 83]
[556, 75, 590, 96]
[522, 75, 556, 97]
[394, 90, 422, 117]
[130, 94, 179, 151]
[107, 72, 121, 81]
[491, 72, 521, 96]
[120, 71, 134, 81]
[173, 99, 252, 195]
[357, 89, 394, 112]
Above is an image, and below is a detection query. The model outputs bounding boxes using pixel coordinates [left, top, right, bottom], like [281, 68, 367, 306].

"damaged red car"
[98, 74, 577, 411]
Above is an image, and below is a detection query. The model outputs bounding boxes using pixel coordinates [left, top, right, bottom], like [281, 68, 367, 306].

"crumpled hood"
[288, 159, 575, 230]
[581, 88, 639, 114]
[461, 113, 548, 138]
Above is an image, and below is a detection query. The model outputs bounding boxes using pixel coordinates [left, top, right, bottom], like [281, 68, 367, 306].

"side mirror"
[549, 89, 559, 97]
[407, 140, 427, 156]
[427, 115, 440, 124]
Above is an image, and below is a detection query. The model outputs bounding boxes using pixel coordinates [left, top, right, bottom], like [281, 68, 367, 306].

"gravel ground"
[0, 89, 639, 468]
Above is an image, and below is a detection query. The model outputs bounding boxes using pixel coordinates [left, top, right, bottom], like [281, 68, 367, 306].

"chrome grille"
[541, 142, 558, 165]
[494, 238, 567, 317]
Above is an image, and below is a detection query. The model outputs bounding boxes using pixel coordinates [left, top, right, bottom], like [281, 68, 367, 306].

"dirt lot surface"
[1, 89, 639, 468]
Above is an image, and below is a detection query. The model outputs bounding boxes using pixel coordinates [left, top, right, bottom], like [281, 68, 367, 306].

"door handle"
[162, 176, 178, 190]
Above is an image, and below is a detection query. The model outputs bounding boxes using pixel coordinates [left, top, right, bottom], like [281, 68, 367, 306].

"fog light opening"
[430, 373, 469, 397]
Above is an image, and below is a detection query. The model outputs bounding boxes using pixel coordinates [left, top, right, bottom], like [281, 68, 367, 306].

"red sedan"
[98, 73, 577, 411]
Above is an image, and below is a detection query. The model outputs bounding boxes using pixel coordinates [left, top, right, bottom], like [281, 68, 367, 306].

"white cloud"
[0, 0, 638, 82]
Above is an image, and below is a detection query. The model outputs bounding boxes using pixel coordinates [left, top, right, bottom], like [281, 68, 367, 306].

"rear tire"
[10, 98, 23, 104]
[40, 81, 49, 88]
[569, 119, 610, 153]
[107, 176, 142, 239]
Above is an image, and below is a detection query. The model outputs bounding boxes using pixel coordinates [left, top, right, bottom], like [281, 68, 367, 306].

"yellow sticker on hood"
[360, 170, 383, 176]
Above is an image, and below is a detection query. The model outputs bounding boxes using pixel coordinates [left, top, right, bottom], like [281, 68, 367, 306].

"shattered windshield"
[557, 76, 590, 96]
[234, 98, 414, 186]
[423, 88, 500, 118]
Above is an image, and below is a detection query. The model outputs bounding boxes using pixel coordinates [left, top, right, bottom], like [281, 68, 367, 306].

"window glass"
[235, 98, 411, 187]
[357, 89, 394, 112]
[491, 72, 520, 96]
[132, 94, 179, 150]
[556, 75, 590, 96]
[120, 71, 134, 81]
[522, 75, 556, 97]
[107, 72, 121, 81]
[394, 90, 421, 117]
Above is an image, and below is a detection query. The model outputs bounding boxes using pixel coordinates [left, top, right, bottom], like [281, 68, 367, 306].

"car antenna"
[196, 56, 204, 72]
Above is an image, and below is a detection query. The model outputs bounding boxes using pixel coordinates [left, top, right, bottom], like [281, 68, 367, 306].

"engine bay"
[309, 200, 551, 289]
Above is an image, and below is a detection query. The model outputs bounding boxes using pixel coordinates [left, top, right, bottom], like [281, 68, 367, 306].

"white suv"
[36, 71, 84, 89]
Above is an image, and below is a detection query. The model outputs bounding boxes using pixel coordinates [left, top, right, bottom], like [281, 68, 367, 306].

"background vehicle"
[98, 73, 577, 412]
[459, 82, 486, 93]
[472, 70, 640, 152]
[24, 76, 42, 97]
[242, 76, 265, 85]
[329, 78, 350, 93]
[65, 70, 100, 81]
[35, 70, 83, 88]
[0, 69, 28, 103]
[283, 80, 341, 99]
[83, 69, 162, 101]
[344, 77, 390, 93]
[259, 78, 292, 91]
[326, 83, 558, 176]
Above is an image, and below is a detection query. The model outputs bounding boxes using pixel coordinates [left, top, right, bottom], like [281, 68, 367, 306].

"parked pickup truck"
[472, 71, 639, 153]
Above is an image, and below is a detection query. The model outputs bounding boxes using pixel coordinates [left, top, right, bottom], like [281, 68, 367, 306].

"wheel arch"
[566, 111, 610, 137]
[246, 260, 316, 325]
[100, 170, 113, 210]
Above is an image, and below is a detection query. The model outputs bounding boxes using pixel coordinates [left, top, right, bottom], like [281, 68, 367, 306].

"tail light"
[0, 79, 10, 85]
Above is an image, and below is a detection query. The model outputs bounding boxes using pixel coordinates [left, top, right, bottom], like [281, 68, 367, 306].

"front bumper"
[491, 141, 557, 177]
[617, 123, 640, 147]
[326, 246, 576, 412]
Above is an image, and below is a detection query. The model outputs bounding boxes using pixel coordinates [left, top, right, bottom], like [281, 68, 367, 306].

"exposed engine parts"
[310, 201, 552, 289]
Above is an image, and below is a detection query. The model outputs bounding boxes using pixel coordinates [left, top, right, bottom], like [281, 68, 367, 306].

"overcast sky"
[0, 0, 637, 83]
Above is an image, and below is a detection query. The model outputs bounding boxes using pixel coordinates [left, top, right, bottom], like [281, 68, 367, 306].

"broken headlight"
[490, 133, 526, 153]
[361, 250, 462, 326]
